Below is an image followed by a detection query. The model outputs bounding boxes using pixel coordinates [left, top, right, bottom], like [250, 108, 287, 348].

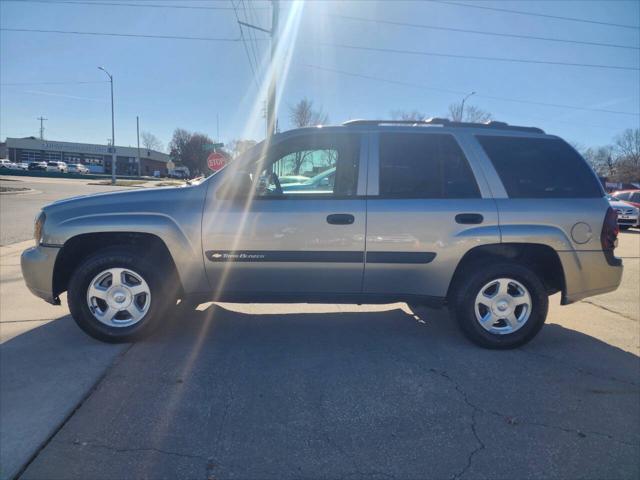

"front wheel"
[68, 247, 176, 343]
[450, 262, 548, 349]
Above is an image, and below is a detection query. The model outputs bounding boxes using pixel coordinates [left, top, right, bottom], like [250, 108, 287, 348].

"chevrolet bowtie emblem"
[211, 253, 222, 259]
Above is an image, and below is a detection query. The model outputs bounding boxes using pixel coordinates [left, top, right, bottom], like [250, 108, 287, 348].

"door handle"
[455, 213, 484, 224]
[327, 214, 355, 225]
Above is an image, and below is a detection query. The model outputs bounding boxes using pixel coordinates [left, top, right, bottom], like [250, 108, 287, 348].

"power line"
[303, 64, 640, 118]
[433, 1, 640, 30]
[1, 80, 109, 85]
[0, 27, 241, 42]
[332, 13, 639, 51]
[230, 1, 260, 89]
[4, 26, 637, 72]
[2, 0, 266, 10]
[314, 42, 640, 72]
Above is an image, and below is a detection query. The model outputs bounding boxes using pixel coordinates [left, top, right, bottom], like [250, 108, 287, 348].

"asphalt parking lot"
[1, 176, 639, 480]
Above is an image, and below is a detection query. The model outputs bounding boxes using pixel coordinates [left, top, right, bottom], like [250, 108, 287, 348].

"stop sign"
[207, 151, 227, 172]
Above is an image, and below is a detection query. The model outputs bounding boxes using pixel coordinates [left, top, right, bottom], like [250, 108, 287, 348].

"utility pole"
[98, 66, 116, 185]
[460, 91, 476, 122]
[267, 0, 279, 139]
[216, 113, 220, 141]
[37, 116, 47, 140]
[136, 116, 141, 177]
[237, 0, 279, 140]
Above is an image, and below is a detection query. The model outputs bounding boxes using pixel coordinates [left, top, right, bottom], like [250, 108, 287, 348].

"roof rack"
[342, 118, 545, 134]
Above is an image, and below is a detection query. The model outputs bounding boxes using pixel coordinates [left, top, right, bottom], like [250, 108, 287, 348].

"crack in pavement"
[67, 440, 209, 462]
[428, 368, 639, 480]
[520, 348, 640, 388]
[428, 369, 485, 480]
[581, 299, 638, 323]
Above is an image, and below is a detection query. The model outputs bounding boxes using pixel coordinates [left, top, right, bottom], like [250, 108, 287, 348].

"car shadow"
[8, 304, 640, 480]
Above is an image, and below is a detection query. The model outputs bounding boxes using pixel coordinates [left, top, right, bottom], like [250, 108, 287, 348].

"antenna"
[37, 116, 48, 139]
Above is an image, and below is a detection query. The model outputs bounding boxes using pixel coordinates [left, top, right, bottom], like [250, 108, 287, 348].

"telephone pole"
[237, 0, 279, 139]
[37, 116, 47, 140]
[136, 116, 141, 177]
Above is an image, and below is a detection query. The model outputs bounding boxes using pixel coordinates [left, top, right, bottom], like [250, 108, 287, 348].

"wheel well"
[447, 243, 565, 300]
[52, 232, 183, 297]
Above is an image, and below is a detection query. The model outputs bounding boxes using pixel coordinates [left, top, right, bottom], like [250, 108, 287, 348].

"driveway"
[1, 233, 638, 480]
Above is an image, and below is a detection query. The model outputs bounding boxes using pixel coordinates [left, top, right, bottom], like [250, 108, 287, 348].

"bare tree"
[227, 139, 258, 159]
[613, 128, 640, 181]
[288, 99, 328, 174]
[390, 110, 428, 121]
[289, 98, 328, 128]
[448, 102, 492, 123]
[581, 145, 615, 177]
[141, 131, 163, 152]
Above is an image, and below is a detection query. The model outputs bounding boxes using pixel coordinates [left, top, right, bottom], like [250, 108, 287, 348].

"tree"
[581, 145, 615, 177]
[613, 128, 640, 182]
[288, 98, 329, 174]
[168, 128, 215, 176]
[141, 131, 163, 152]
[227, 139, 258, 159]
[391, 110, 427, 121]
[289, 98, 328, 128]
[448, 102, 492, 123]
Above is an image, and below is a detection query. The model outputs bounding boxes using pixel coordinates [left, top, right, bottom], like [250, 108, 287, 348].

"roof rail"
[342, 118, 545, 134]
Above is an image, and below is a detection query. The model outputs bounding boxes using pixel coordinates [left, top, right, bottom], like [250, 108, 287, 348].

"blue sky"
[1, 0, 639, 150]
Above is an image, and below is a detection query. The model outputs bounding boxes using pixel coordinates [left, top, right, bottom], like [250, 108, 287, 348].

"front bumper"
[21, 245, 61, 304]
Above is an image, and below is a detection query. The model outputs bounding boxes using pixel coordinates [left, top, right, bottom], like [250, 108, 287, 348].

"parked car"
[46, 161, 68, 173]
[28, 161, 48, 171]
[611, 190, 640, 209]
[282, 167, 336, 192]
[21, 119, 623, 349]
[0, 159, 17, 169]
[68, 163, 89, 174]
[607, 194, 639, 229]
[278, 175, 310, 185]
[15, 162, 29, 171]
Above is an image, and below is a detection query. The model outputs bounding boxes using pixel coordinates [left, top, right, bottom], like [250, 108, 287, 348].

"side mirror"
[216, 172, 253, 200]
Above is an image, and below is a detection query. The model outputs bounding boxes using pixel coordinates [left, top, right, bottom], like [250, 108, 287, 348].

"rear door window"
[477, 135, 602, 198]
[379, 133, 480, 198]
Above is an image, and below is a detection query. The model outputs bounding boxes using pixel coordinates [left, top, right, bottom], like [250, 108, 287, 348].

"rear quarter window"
[476, 135, 603, 198]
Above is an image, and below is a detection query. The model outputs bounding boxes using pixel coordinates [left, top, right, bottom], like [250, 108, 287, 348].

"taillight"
[601, 207, 619, 251]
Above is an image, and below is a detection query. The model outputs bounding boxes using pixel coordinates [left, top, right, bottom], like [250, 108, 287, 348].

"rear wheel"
[68, 247, 176, 343]
[450, 262, 548, 349]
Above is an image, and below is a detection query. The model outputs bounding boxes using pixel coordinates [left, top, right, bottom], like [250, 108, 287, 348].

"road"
[0, 177, 638, 479]
[0, 176, 126, 245]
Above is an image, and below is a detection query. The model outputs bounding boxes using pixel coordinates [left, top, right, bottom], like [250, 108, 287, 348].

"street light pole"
[98, 66, 116, 184]
[460, 91, 476, 122]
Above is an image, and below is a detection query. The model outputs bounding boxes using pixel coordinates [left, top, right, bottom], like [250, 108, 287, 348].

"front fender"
[47, 213, 206, 294]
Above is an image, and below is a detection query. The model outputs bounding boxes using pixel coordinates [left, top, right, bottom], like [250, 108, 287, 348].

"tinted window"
[631, 192, 640, 203]
[379, 133, 480, 198]
[477, 136, 602, 198]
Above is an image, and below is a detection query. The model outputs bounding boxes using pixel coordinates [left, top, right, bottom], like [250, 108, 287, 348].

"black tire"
[619, 225, 631, 231]
[67, 246, 177, 343]
[450, 262, 549, 349]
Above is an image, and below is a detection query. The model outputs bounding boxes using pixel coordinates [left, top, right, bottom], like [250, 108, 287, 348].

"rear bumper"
[559, 250, 623, 304]
[21, 245, 61, 305]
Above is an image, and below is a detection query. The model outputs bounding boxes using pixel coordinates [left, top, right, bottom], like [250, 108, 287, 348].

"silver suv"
[21, 119, 623, 348]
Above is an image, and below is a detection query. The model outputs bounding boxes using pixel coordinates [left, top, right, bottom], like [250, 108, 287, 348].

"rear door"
[363, 130, 500, 299]
[202, 131, 368, 296]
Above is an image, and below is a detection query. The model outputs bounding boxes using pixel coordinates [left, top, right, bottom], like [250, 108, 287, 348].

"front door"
[202, 131, 367, 298]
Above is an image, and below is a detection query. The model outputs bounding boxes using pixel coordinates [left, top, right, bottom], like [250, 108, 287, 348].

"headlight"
[34, 211, 46, 246]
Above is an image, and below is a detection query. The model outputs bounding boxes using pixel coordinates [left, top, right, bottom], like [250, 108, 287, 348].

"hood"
[609, 199, 638, 211]
[44, 185, 183, 211]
